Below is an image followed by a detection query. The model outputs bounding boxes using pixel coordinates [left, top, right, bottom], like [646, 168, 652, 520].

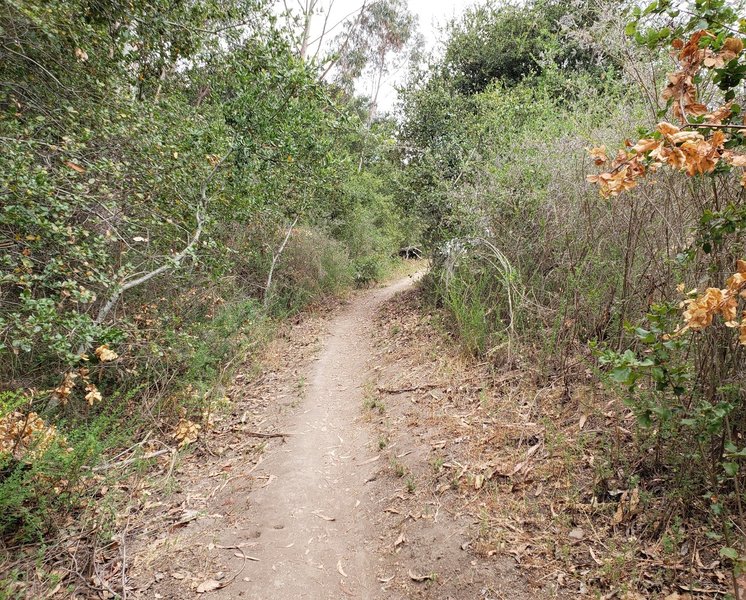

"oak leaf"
[94, 344, 118, 362]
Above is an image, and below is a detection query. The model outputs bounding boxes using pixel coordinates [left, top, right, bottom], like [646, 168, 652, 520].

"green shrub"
[0, 403, 125, 542]
[270, 227, 353, 314]
[352, 255, 385, 287]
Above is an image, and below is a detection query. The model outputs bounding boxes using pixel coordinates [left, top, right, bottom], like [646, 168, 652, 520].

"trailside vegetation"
[0, 0, 415, 591]
[397, 0, 746, 596]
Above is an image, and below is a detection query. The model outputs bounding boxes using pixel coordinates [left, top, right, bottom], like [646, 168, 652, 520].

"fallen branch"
[92, 448, 173, 472]
[377, 384, 442, 394]
[244, 431, 291, 439]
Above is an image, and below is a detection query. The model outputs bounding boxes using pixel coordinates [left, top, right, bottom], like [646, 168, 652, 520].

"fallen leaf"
[173, 509, 200, 526]
[377, 574, 394, 583]
[314, 512, 335, 521]
[394, 531, 406, 547]
[94, 344, 118, 362]
[337, 559, 348, 578]
[64, 161, 85, 173]
[408, 569, 434, 582]
[172, 419, 200, 447]
[196, 579, 222, 593]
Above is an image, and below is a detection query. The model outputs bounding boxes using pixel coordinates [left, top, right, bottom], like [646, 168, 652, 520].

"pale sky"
[283, 0, 473, 112]
[377, 0, 469, 111]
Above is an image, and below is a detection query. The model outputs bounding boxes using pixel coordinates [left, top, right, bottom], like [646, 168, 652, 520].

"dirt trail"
[210, 273, 422, 599]
[131, 272, 544, 599]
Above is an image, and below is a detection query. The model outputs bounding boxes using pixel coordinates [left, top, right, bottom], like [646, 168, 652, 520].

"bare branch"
[87, 148, 233, 336]
[311, 0, 337, 63]
[2, 45, 72, 92]
[318, 1, 368, 82]
[264, 215, 299, 309]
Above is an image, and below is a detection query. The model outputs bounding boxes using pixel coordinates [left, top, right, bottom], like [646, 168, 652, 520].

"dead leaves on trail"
[173, 418, 201, 447]
[371, 287, 734, 597]
[611, 487, 640, 525]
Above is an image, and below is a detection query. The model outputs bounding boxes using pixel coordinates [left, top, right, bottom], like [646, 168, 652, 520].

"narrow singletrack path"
[213, 274, 422, 599]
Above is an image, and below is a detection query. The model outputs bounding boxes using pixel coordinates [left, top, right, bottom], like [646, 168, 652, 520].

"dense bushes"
[398, 0, 746, 591]
[0, 0, 407, 551]
[270, 228, 353, 314]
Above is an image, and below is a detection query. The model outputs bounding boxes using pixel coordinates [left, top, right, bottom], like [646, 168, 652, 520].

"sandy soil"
[209, 273, 422, 599]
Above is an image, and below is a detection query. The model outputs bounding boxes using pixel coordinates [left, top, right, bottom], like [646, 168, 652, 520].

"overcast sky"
[288, 0, 474, 112]
[378, 0, 469, 111]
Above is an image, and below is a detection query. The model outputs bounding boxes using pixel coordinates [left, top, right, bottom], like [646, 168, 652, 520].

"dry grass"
[369, 286, 734, 598]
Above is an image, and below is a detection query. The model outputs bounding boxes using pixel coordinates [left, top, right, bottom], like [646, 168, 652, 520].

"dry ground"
[117, 270, 733, 600]
[122, 272, 542, 599]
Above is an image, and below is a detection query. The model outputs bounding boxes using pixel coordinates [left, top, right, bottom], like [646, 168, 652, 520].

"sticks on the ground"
[376, 384, 442, 394]
[92, 448, 173, 472]
[244, 431, 291, 438]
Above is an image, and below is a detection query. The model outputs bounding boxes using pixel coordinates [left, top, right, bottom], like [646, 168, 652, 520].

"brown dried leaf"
[196, 579, 222, 593]
[408, 569, 434, 582]
[94, 344, 118, 362]
[64, 161, 85, 173]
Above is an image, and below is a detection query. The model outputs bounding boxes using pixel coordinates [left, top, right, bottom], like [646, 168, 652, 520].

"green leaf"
[642, 0, 659, 16]
[635, 327, 656, 343]
[722, 462, 739, 476]
[720, 547, 739, 560]
[610, 367, 632, 384]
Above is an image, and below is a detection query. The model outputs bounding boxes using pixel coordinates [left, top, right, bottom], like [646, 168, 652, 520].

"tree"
[587, 2, 746, 594]
[440, 0, 615, 95]
[330, 0, 419, 117]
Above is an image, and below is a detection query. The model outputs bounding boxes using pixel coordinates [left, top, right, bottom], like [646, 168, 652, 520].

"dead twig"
[91, 448, 173, 472]
[377, 384, 442, 394]
[243, 431, 291, 439]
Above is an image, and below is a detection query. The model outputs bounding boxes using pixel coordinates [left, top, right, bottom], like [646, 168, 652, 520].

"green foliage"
[593, 302, 693, 428]
[0, 404, 125, 541]
[269, 228, 353, 315]
[398, 0, 746, 592]
[435, 265, 497, 356]
[440, 0, 616, 95]
[0, 0, 407, 552]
